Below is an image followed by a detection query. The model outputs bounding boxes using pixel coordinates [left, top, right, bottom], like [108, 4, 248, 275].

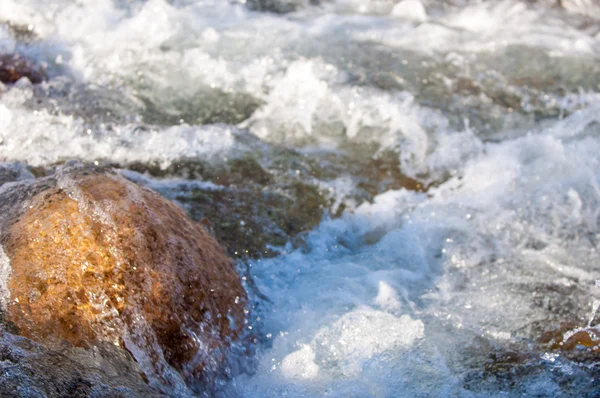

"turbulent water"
[1, 0, 600, 396]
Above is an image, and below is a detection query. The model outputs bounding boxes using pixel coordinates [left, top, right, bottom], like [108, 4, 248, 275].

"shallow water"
[1, 0, 600, 396]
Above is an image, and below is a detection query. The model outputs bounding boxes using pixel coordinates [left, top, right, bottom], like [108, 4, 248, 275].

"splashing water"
[1, 0, 600, 396]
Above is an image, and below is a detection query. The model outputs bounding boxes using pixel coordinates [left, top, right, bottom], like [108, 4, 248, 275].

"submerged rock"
[540, 323, 600, 360]
[246, 0, 320, 14]
[0, 54, 46, 84]
[0, 163, 249, 394]
[0, 163, 35, 187]
[123, 144, 427, 260]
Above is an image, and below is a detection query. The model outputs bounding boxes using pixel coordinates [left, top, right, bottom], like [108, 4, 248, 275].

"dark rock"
[246, 0, 322, 14]
[0, 54, 46, 84]
[0, 330, 165, 398]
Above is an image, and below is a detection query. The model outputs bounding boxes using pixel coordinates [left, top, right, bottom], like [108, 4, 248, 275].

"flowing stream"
[1, 0, 600, 396]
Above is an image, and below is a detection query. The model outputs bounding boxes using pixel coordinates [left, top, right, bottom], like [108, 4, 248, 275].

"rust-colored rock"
[559, 329, 600, 351]
[1, 166, 248, 391]
[0, 54, 46, 84]
[540, 323, 600, 358]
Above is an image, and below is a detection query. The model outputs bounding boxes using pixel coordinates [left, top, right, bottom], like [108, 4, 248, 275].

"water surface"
[1, 0, 600, 396]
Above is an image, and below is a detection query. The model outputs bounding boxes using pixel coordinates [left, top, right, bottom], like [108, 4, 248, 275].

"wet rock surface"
[462, 346, 600, 398]
[0, 163, 250, 395]
[0, 330, 165, 398]
[245, 0, 322, 14]
[0, 54, 46, 85]
[540, 323, 600, 358]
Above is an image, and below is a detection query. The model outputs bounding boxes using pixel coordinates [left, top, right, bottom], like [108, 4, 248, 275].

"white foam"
[1, 0, 598, 177]
[225, 103, 600, 395]
[243, 58, 449, 176]
[391, 0, 428, 23]
[310, 308, 424, 377]
[0, 87, 246, 168]
[356, 1, 599, 55]
[280, 344, 319, 380]
[374, 281, 403, 312]
[0, 246, 11, 311]
[561, 0, 600, 19]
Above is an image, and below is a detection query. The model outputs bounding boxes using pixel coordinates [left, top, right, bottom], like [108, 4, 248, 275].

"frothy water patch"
[0, 83, 245, 168]
[0, 246, 11, 311]
[222, 104, 600, 396]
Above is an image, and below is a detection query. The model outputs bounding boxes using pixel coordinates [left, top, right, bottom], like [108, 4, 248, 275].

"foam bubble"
[310, 308, 424, 377]
[280, 344, 319, 380]
[374, 281, 403, 312]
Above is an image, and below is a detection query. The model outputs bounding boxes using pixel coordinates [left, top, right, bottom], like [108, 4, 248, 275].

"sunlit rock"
[0, 164, 249, 392]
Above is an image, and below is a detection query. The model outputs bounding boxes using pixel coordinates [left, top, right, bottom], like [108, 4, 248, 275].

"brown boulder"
[0, 165, 249, 392]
